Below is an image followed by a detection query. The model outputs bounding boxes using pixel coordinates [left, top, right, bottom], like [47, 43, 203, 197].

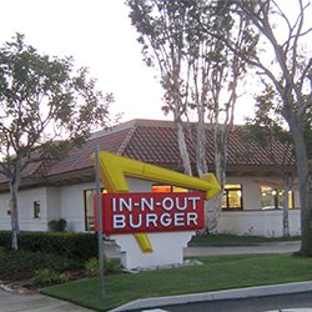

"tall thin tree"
[127, 0, 257, 230]
[0, 34, 114, 250]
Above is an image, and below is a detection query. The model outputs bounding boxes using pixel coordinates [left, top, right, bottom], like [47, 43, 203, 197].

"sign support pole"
[95, 145, 105, 297]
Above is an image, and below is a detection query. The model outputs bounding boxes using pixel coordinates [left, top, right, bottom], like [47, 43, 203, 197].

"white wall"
[0, 188, 48, 231]
[58, 178, 163, 233]
[226, 176, 282, 211]
[0, 174, 302, 237]
[0, 182, 98, 233]
[217, 210, 301, 237]
[0, 192, 11, 230]
[215, 176, 301, 236]
[46, 187, 61, 221]
[60, 182, 95, 232]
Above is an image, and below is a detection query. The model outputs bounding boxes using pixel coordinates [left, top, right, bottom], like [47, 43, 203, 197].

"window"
[33, 201, 40, 219]
[260, 185, 295, 210]
[6, 200, 11, 216]
[222, 184, 243, 210]
[152, 185, 188, 193]
[84, 190, 95, 231]
[84, 188, 106, 231]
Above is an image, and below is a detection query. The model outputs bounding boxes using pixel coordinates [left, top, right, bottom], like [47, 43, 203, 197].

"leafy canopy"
[0, 33, 114, 177]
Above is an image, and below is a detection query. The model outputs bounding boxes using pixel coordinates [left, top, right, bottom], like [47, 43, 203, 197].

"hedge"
[0, 231, 98, 260]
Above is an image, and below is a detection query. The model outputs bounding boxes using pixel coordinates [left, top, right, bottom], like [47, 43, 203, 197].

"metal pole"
[95, 145, 105, 297]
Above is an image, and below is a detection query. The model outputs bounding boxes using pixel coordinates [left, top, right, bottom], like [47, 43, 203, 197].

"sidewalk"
[0, 288, 94, 312]
[184, 240, 301, 257]
[103, 240, 301, 258]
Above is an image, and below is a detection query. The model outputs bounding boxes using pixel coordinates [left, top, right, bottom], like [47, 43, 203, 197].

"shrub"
[84, 257, 120, 276]
[48, 219, 67, 232]
[0, 231, 98, 260]
[34, 268, 69, 285]
[85, 257, 99, 277]
[0, 231, 11, 249]
[0, 250, 78, 281]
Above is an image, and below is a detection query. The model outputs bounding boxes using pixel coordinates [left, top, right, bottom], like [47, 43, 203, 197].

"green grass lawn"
[42, 253, 312, 311]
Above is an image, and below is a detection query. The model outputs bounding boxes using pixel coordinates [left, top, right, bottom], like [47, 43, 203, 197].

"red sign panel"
[96, 192, 205, 235]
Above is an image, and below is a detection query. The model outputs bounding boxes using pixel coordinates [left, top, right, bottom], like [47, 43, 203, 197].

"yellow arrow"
[94, 151, 221, 200]
[91, 151, 221, 253]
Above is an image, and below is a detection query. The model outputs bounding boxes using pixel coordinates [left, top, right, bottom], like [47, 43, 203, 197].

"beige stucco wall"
[225, 176, 299, 211]
[218, 210, 301, 237]
[0, 175, 302, 237]
[59, 182, 95, 232]
[0, 187, 48, 231]
[0, 192, 11, 230]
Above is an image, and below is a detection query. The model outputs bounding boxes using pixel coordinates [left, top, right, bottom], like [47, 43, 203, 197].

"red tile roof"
[46, 126, 131, 176]
[0, 119, 295, 188]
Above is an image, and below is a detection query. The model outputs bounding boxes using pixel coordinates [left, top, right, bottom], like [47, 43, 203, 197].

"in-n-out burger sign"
[99, 192, 205, 235]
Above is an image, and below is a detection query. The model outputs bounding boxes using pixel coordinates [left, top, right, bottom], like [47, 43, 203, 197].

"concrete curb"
[108, 281, 312, 312]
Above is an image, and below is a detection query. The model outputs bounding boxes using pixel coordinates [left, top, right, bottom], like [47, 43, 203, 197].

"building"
[0, 119, 301, 236]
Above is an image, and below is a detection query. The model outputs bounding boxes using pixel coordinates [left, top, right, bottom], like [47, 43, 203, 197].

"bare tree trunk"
[301, 173, 312, 255]
[175, 120, 192, 176]
[286, 115, 312, 255]
[9, 158, 22, 251]
[282, 174, 291, 237]
[205, 126, 227, 232]
[9, 180, 20, 251]
[196, 103, 208, 177]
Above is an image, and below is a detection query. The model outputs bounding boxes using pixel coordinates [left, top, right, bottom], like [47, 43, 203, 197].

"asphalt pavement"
[0, 241, 304, 312]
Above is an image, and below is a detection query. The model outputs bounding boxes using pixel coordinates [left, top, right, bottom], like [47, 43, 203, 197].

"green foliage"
[0, 231, 97, 260]
[48, 219, 67, 232]
[0, 33, 113, 155]
[235, 85, 295, 168]
[84, 258, 99, 277]
[127, 0, 257, 117]
[34, 268, 70, 286]
[0, 33, 115, 251]
[84, 257, 120, 276]
[0, 231, 11, 249]
[0, 250, 78, 282]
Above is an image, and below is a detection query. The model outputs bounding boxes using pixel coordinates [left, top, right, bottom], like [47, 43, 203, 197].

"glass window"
[260, 185, 295, 210]
[6, 200, 11, 216]
[84, 190, 95, 231]
[33, 201, 40, 219]
[152, 185, 188, 193]
[152, 185, 172, 193]
[222, 184, 243, 210]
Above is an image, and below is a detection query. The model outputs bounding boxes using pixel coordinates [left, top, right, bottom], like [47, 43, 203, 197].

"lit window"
[152, 185, 188, 193]
[152, 185, 172, 193]
[33, 201, 40, 219]
[84, 188, 106, 231]
[260, 185, 295, 210]
[222, 184, 243, 210]
[84, 190, 95, 231]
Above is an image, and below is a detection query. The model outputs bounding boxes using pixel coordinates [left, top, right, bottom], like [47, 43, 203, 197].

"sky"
[0, 0, 166, 122]
[0, 1, 310, 125]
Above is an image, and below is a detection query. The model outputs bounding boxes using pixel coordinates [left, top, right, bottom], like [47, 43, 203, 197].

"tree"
[0, 34, 114, 250]
[241, 85, 296, 236]
[201, 0, 312, 253]
[127, 0, 194, 175]
[127, 0, 257, 231]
